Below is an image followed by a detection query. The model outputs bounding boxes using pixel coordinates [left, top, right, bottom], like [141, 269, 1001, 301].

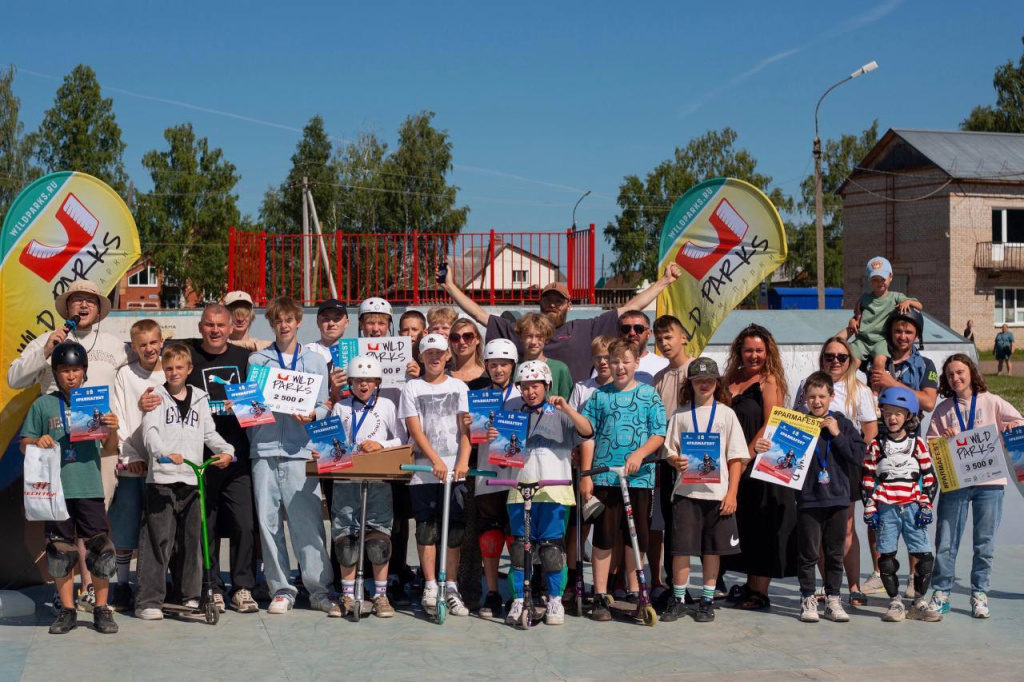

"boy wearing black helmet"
[20, 342, 121, 635]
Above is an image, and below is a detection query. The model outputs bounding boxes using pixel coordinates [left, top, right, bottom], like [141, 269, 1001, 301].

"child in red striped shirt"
[861, 386, 939, 624]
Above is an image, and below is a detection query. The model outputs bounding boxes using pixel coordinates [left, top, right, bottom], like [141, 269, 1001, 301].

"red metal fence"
[228, 225, 596, 307]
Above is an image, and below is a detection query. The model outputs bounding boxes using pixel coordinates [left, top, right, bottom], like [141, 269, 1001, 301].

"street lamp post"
[814, 60, 878, 309]
[572, 190, 591, 229]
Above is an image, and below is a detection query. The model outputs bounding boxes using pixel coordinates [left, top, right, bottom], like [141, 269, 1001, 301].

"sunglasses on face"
[823, 353, 850, 363]
[449, 332, 477, 343]
[620, 324, 647, 335]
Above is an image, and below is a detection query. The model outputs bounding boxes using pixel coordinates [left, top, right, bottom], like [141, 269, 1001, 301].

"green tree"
[259, 115, 340, 234]
[29, 65, 128, 194]
[335, 131, 391, 234]
[962, 35, 1024, 133]
[0, 66, 39, 224]
[789, 120, 881, 287]
[606, 128, 791, 280]
[135, 123, 241, 302]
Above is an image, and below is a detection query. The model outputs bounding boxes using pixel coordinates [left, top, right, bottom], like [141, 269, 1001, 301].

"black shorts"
[592, 486, 651, 553]
[45, 497, 109, 541]
[671, 496, 740, 557]
[474, 491, 508, 531]
[409, 482, 467, 527]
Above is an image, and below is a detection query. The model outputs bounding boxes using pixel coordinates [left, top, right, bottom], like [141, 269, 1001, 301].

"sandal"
[849, 591, 868, 607]
[726, 584, 751, 603]
[738, 591, 771, 610]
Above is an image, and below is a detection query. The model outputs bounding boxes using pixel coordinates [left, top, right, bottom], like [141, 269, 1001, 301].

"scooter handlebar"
[486, 478, 573, 488]
[467, 469, 497, 479]
[486, 478, 518, 487]
[580, 453, 658, 478]
[580, 465, 609, 477]
[400, 464, 433, 473]
[539, 479, 572, 487]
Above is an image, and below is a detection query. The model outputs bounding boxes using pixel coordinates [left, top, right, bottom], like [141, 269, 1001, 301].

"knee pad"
[415, 519, 440, 546]
[335, 535, 359, 568]
[479, 527, 504, 559]
[447, 523, 465, 549]
[365, 532, 392, 565]
[912, 552, 935, 593]
[45, 538, 78, 578]
[539, 540, 566, 574]
[878, 552, 900, 597]
[509, 537, 526, 570]
[84, 534, 116, 580]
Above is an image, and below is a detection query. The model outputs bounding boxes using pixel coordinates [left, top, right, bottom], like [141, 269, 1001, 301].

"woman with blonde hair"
[448, 317, 486, 383]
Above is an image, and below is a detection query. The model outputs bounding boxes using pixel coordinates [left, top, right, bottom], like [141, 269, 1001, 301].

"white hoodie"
[142, 384, 234, 485]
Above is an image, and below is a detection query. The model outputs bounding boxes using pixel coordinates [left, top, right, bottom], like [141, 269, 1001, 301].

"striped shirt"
[862, 435, 935, 511]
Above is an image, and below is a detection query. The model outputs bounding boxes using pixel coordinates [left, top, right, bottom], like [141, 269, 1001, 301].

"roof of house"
[450, 240, 565, 288]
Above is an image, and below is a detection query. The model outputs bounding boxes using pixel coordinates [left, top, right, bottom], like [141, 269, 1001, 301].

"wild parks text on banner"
[656, 177, 787, 356]
[0, 172, 141, 459]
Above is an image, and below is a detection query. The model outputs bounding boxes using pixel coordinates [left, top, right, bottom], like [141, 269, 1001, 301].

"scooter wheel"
[641, 604, 657, 627]
[436, 601, 447, 624]
[352, 600, 362, 623]
[575, 596, 583, 617]
[520, 608, 531, 629]
[206, 602, 219, 625]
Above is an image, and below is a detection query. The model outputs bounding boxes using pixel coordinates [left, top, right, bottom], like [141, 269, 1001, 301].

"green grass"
[982, 374, 1024, 411]
[978, 349, 996, 361]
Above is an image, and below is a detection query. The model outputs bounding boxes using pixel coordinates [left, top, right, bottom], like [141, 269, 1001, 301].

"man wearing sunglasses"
[617, 311, 668, 385]
[439, 264, 681, 383]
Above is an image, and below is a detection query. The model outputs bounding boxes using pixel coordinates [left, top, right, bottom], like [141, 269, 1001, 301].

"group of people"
[11, 254, 1020, 636]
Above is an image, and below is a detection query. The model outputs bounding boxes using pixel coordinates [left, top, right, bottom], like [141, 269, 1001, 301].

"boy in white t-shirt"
[305, 298, 350, 403]
[399, 333, 472, 617]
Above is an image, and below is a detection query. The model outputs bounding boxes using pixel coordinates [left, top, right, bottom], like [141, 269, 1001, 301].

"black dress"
[723, 381, 799, 579]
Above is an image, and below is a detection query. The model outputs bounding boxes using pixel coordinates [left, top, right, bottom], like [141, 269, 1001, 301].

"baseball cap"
[865, 256, 892, 280]
[223, 290, 254, 307]
[687, 357, 720, 380]
[316, 298, 348, 316]
[540, 282, 570, 300]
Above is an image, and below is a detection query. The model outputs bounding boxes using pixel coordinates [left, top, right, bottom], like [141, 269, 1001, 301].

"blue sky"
[3, 0, 1022, 275]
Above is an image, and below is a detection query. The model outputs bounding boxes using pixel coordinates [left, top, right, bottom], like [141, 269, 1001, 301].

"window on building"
[991, 209, 1024, 244]
[128, 266, 157, 287]
[511, 269, 529, 283]
[995, 288, 1024, 325]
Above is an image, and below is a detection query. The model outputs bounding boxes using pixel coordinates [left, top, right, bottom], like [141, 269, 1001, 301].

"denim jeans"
[932, 485, 1004, 594]
[331, 480, 394, 539]
[252, 457, 332, 601]
[876, 502, 931, 555]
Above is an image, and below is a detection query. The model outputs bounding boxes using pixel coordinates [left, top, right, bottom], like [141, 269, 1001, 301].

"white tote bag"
[23, 445, 69, 522]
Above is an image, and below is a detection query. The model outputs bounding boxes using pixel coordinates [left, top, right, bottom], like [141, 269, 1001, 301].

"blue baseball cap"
[866, 256, 892, 280]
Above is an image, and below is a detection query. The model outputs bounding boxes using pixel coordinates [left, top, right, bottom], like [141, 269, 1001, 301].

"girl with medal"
[925, 354, 1024, 620]
[783, 372, 865, 624]
[329, 355, 406, 619]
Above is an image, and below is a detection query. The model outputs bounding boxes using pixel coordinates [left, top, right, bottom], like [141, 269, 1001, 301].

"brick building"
[839, 129, 1024, 349]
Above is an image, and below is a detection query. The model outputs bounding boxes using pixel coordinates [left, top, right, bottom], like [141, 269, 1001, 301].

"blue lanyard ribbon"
[500, 384, 513, 404]
[350, 395, 375, 444]
[953, 393, 977, 432]
[690, 399, 717, 435]
[274, 343, 298, 371]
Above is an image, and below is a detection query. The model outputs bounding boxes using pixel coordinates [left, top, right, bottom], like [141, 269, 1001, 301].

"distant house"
[114, 261, 199, 309]
[839, 128, 1024, 349]
[451, 239, 566, 299]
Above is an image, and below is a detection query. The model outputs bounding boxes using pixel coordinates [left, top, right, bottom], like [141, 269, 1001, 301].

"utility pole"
[302, 176, 311, 304]
[305, 186, 338, 299]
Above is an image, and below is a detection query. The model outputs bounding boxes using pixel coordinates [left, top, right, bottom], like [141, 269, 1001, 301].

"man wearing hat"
[439, 265, 682, 383]
[224, 290, 271, 352]
[8, 280, 128, 505]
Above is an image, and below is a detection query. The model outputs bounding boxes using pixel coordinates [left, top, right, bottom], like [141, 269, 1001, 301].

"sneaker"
[213, 593, 226, 613]
[800, 596, 820, 623]
[388, 578, 410, 607]
[590, 594, 612, 622]
[267, 594, 294, 614]
[230, 588, 259, 613]
[252, 582, 272, 603]
[337, 594, 355, 616]
[134, 607, 164, 620]
[692, 597, 715, 623]
[77, 584, 96, 613]
[49, 608, 77, 634]
[824, 596, 850, 622]
[93, 605, 118, 634]
[313, 596, 343, 618]
[545, 598, 565, 625]
[108, 583, 133, 612]
[421, 585, 438, 615]
[660, 596, 689, 623]
[908, 598, 942, 622]
[446, 590, 470, 617]
[882, 597, 906, 622]
[479, 591, 504, 619]
[862, 572, 885, 595]
[182, 599, 199, 610]
[970, 592, 990, 619]
[506, 598, 525, 626]
[927, 590, 951, 616]
[624, 591, 639, 605]
[372, 593, 395, 618]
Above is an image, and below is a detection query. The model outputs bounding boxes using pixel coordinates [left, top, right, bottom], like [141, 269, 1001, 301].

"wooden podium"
[305, 445, 414, 481]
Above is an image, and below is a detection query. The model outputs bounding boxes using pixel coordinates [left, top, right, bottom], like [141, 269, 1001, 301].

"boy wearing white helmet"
[327, 356, 407, 618]
[489, 359, 593, 626]
[399, 332, 473, 618]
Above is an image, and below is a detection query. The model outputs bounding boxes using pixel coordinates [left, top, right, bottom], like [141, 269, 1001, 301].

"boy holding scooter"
[399, 333, 473, 618]
[136, 344, 234, 620]
[494, 361, 593, 627]
[579, 339, 667, 622]
[328, 355, 406, 618]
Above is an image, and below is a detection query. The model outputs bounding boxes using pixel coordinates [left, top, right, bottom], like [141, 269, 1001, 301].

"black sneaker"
[49, 608, 77, 635]
[93, 605, 118, 634]
[387, 578, 410, 607]
[660, 597, 690, 623]
[109, 583, 133, 612]
[479, 591, 504, 619]
[590, 594, 612, 622]
[624, 591, 639, 605]
[692, 597, 715, 622]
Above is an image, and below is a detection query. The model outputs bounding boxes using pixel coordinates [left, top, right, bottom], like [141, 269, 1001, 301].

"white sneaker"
[135, 607, 164, 620]
[421, 585, 438, 615]
[800, 596, 819, 623]
[882, 597, 906, 622]
[314, 596, 342, 618]
[824, 596, 850, 622]
[446, 589, 470, 617]
[545, 598, 565, 625]
[861, 572, 885, 594]
[267, 594, 294, 614]
[505, 598, 525, 626]
[970, 592, 990, 619]
[182, 599, 199, 610]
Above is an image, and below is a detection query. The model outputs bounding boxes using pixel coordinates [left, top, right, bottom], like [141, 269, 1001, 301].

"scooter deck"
[160, 604, 206, 621]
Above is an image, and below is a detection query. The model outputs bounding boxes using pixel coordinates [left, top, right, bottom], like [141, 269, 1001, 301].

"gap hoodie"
[143, 384, 234, 485]
[247, 344, 330, 460]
